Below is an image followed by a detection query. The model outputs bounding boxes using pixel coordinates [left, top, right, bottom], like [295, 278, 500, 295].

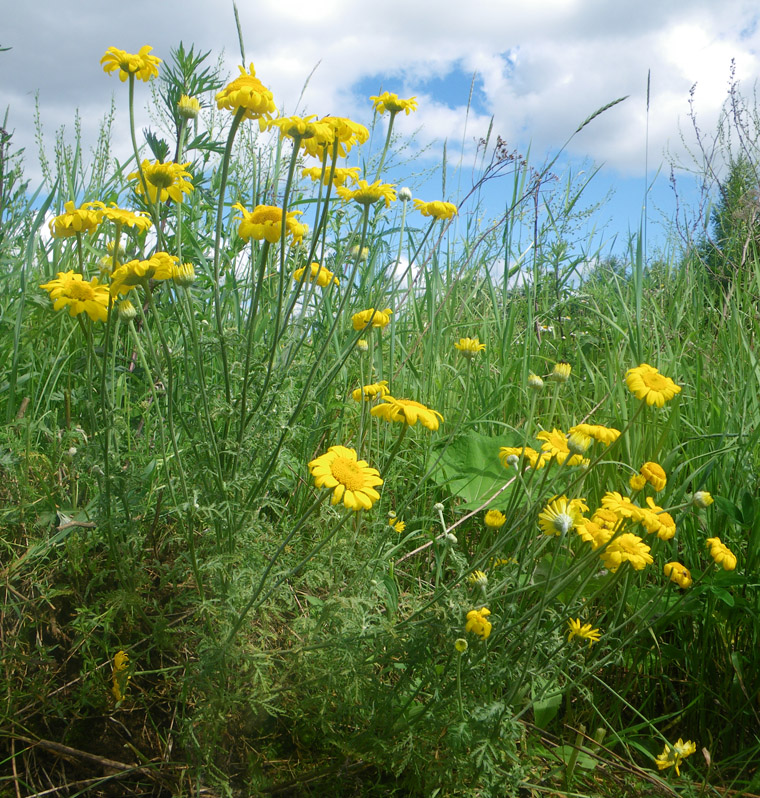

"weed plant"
[1, 35, 759, 798]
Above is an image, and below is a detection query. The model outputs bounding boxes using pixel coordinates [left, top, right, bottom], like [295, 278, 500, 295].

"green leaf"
[714, 496, 743, 525]
[428, 432, 522, 510]
[532, 692, 563, 729]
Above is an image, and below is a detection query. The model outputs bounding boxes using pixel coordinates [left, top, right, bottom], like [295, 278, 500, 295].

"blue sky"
[4, 0, 757, 260]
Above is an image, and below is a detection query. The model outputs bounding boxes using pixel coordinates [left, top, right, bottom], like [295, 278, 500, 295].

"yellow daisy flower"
[293, 262, 339, 287]
[352, 308, 393, 330]
[109, 252, 178, 295]
[664, 562, 692, 589]
[177, 94, 201, 119]
[129, 160, 194, 204]
[548, 361, 571, 382]
[302, 165, 360, 188]
[568, 423, 620, 445]
[538, 495, 587, 536]
[49, 201, 102, 237]
[352, 381, 390, 402]
[308, 445, 383, 511]
[536, 428, 585, 466]
[370, 92, 418, 116]
[454, 337, 486, 358]
[655, 738, 696, 776]
[498, 446, 550, 470]
[413, 199, 458, 219]
[600, 533, 653, 573]
[216, 63, 276, 121]
[337, 179, 396, 208]
[301, 116, 369, 159]
[484, 509, 506, 528]
[567, 618, 601, 648]
[706, 537, 737, 570]
[371, 397, 444, 431]
[233, 203, 307, 244]
[625, 363, 681, 407]
[465, 607, 492, 640]
[101, 45, 161, 82]
[40, 271, 110, 322]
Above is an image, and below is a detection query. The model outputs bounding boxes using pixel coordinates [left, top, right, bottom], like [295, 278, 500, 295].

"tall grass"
[1, 40, 759, 798]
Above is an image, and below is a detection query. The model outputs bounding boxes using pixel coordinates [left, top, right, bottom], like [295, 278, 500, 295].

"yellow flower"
[629, 474, 647, 491]
[664, 562, 692, 589]
[567, 618, 601, 648]
[302, 165, 360, 188]
[454, 337, 486, 358]
[528, 373, 544, 390]
[173, 263, 196, 287]
[129, 160, 194, 204]
[484, 509, 506, 528]
[693, 491, 714, 509]
[591, 507, 621, 530]
[216, 63, 276, 120]
[301, 116, 369, 159]
[233, 203, 307, 244]
[110, 252, 178, 295]
[600, 491, 642, 522]
[567, 430, 592, 456]
[536, 428, 585, 466]
[267, 114, 329, 141]
[655, 738, 696, 777]
[641, 497, 676, 540]
[370, 91, 418, 116]
[371, 397, 444, 431]
[337, 179, 396, 208]
[389, 517, 406, 533]
[538, 496, 587, 536]
[101, 45, 161, 82]
[177, 94, 201, 119]
[352, 381, 390, 402]
[111, 649, 131, 702]
[498, 446, 549, 470]
[706, 537, 737, 570]
[89, 202, 152, 232]
[625, 363, 681, 407]
[568, 423, 620, 445]
[600, 533, 653, 573]
[640, 462, 667, 491]
[413, 199, 458, 220]
[49, 201, 102, 237]
[352, 308, 393, 330]
[575, 519, 614, 550]
[548, 361, 571, 382]
[308, 445, 383, 511]
[468, 570, 488, 589]
[293, 262, 339, 287]
[40, 271, 110, 322]
[465, 607, 492, 640]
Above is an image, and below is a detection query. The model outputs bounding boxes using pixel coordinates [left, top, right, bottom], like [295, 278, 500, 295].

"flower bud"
[399, 187, 413, 202]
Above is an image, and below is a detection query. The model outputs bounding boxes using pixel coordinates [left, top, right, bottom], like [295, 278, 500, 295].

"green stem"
[373, 112, 398, 181]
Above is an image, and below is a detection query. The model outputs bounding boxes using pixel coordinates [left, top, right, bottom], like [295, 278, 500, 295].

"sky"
[4, 0, 760, 257]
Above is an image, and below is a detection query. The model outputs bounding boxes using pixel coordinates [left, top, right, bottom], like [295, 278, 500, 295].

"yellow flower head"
[389, 515, 406, 533]
[640, 461, 667, 491]
[49, 201, 102, 238]
[592, 507, 621, 530]
[629, 474, 647, 491]
[465, 607, 492, 640]
[693, 491, 714, 509]
[118, 299, 138, 322]
[454, 337, 486, 358]
[216, 63, 276, 121]
[371, 397, 443, 431]
[101, 45, 161, 82]
[468, 570, 488, 589]
[173, 262, 196, 287]
[301, 116, 369, 159]
[655, 738, 696, 777]
[664, 561, 692, 589]
[498, 446, 549, 470]
[528, 372, 544, 390]
[567, 618, 601, 648]
[89, 202, 152, 232]
[233, 203, 307, 244]
[706, 536, 737, 570]
[568, 423, 620, 446]
[414, 199, 458, 220]
[548, 361, 571, 382]
[575, 519, 614, 550]
[538, 495, 588, 536]
[178, 94, 201, 119]
[536, 428, 585, 466]
[625, 363, 681, 407]
[567, 430, 592, 456]
[352, 381, 390, 402]
[370, 91, 418, 116]
[352, 307, 393, 330]
[129, 160, 194, 204]
[40, 271, 110, 322]
[302, 165, 360, 188]
[308, 445, 383, 511]
[600, 532, 653, 573]
[267, 114, 329, 141]
[600, 491, 642, 522]
[293, 262, 339, 288]
[641, 497, 676, 540]
[110, 252, 178, 295]
[484, 509, 506, 529]
[337, 179, 396, 208]
[111, 649, 131, 702]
